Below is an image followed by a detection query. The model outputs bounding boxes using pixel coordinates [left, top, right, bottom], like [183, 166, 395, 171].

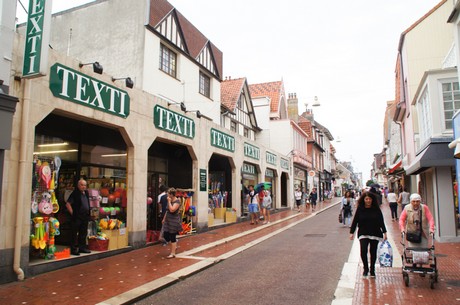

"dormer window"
[199, 71, 211, 98]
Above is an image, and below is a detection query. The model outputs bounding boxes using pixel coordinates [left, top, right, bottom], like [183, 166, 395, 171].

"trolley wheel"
[403, 273, 409, 287]
[430, 276, 435, 289]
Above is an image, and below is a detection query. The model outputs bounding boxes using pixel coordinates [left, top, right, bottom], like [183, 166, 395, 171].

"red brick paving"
[0, 199, 459, 305]
[352, 202, 460, 305]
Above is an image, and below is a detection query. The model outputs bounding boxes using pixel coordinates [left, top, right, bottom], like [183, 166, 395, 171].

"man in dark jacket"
[66, 179, 91, 255]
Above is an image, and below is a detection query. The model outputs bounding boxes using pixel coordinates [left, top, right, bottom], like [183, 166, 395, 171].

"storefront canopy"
[388, 160, 402, 174]
[404, 142, 455, 175]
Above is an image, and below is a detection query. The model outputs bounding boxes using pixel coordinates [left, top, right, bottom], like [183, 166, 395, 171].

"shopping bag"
[338, 211, 343, 223]
[378, 240, 393, 267]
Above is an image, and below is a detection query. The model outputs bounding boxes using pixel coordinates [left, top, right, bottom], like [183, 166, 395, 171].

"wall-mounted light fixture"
[187, 110, 202, 118]
[78, 61, 103, 74]
[448, 138, 460, 159]
[112, 77, 134, 89]
[311, 96, 320, 107]
[168, 100, 186, 112]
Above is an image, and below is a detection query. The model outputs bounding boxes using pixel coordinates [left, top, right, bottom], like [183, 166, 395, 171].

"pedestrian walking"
[349, 191, 387, 277]
[302, 188, 310, 211]
[247, 185, 260, 224]
[397, 187, 410, 213]
[341, 191, 354, 227]
[399, 193, 435, 248]
[309, 188, 318, 212]
[261, 187, 272, 224]
[294, 188, 302, 212]
[162, 187, 183, 258]
[387, 188, 398, 221]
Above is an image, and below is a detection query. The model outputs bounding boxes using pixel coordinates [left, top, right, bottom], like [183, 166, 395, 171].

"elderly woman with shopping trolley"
[399, 193, 437, 288]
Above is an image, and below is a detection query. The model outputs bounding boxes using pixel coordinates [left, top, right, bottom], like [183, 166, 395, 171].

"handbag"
[338, 211, 343, 223]
[406, 231, 422, 243]
[406, 208, 423, 243]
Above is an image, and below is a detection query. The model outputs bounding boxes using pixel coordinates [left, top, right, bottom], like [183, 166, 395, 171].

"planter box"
[214, 207, 226, 219]
[208, 213, 214, 226]
[118, 228, 128, 248]
[225, 211, 236, 223]
[101, 229, 118, 250]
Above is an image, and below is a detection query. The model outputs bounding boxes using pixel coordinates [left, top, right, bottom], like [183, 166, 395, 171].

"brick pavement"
[0, 198, 458, 305]
[351, 202, 460, 305]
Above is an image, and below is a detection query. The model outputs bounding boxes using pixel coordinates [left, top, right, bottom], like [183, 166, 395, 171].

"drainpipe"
[13, 78, 31, 280]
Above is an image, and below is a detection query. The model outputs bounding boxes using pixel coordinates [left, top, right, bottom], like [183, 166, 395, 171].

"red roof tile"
[249, 81, 285, 114]
[221, 78, 246, 111]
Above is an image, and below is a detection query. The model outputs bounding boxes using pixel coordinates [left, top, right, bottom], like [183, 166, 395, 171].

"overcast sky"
[16, 0, 444, 181]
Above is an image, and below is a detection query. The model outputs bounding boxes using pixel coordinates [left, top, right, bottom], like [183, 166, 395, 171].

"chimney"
[287, 92, 299, 122]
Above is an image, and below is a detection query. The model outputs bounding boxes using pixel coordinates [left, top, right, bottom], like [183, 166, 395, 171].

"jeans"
[389, 202, 398, 219]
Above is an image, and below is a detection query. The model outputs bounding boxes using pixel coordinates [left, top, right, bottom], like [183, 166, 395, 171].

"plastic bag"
[378, 240, 393, 267]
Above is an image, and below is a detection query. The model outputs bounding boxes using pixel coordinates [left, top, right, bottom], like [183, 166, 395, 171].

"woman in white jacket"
[341, 191, 355, 227]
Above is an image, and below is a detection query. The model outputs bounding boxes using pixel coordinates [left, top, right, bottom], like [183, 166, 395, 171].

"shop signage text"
[210, 128, 235, 152]
[294, 167, 306, 179]
[244, 143, 259, 160]
[23, 0, 52, 77]
[242, 163, 256, 175]
[200, 169, 207, 191]
[280, 158, 289, 170]
[154, 105, 195, 138]
[266, 152, 277, 165]
[49, 64, 130, 118]
[265, 169, 274, 178]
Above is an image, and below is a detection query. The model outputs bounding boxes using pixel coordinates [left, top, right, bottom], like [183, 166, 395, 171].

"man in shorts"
[247, 185, 260, 224]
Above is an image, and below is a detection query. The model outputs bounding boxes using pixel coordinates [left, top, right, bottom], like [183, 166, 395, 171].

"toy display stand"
[176, 188, 196, 235]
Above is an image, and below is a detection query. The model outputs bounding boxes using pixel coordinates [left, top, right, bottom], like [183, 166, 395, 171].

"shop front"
[241, 162, 259, 216]
[294, 166, 307, 194]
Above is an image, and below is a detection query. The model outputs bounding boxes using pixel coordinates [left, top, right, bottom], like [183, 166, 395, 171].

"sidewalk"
[1, 198, 459, 305]
[333, 201, 460, 305]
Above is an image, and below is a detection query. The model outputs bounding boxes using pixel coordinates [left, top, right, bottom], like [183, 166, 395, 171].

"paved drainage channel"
[304, 234, 327, 237]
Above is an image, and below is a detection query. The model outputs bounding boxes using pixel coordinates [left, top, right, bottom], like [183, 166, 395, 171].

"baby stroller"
[401, 232, 438, 289]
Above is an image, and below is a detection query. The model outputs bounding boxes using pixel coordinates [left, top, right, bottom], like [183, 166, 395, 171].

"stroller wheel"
[403, 273, 409, 287]
[430, 276, 435, 289]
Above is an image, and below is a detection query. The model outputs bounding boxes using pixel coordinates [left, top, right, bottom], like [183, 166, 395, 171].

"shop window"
[31, 114, 128, 261]
[81, 144, 126, 167]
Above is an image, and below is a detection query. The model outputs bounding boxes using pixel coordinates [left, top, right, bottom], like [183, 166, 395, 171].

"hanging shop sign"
[266, 152, 277, 166]
[153, 105, 195, 138]
[244, 142, 260, 160]
[308, 170, 316, 177]
[294, 167, 306, 180]
[23, 0, 52, 78]
[210, 128, 235, 152]
[49, 64, 130, 118]
[280, 158, 289, 170]
[200, 169, 207, 192]
[265, 168, 274, 178]
[242, 163, 256, 175]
